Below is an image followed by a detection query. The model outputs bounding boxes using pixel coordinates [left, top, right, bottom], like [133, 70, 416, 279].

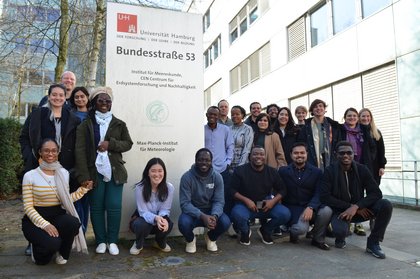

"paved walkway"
[1, 203, 420, 278]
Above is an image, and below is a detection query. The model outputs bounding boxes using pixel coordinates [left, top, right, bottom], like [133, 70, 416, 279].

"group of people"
[198, 98, 391, 259]
[19, 71, 133, 264]
[18, 71, 392, 265]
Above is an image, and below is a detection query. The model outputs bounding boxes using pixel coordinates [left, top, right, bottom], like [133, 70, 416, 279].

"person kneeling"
[22, 139, 93, 265]
[178, 148, 231, 253]
[230, 146, 291, 245]
[279, 143, 332, 250]
[129, 158, 174, 255]
[320, 141, 392, 259]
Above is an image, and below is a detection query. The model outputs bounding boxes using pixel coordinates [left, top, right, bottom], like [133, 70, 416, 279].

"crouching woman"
[129, 158, 174, 255]
[22, 139, 93, 265]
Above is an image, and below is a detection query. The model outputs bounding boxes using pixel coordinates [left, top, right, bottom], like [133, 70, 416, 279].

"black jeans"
[331, 199, 393, 242]
[130, 216, 173, 249]
[22, 206, 81, 265]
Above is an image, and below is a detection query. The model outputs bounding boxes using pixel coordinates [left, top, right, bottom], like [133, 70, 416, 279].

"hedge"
[0, 118, 23, 197]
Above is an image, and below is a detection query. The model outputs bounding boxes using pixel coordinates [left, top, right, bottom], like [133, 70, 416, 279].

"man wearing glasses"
[320, 141, 393, 259]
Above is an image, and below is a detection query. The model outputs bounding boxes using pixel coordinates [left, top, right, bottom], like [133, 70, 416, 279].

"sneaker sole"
[130, 247, 143, 255]
[240, 230, 252, 245]
[366, 248, 386, 259]
[153, 242, 171, 253]
[257, 229, 273, 245]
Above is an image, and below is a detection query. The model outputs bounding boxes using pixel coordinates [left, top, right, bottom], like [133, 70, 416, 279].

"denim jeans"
[178, 210, 231, 242]
[231, 202, 291, 235]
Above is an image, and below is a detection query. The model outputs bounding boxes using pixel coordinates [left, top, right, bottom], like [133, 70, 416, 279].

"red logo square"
[117, 13, 137, 34]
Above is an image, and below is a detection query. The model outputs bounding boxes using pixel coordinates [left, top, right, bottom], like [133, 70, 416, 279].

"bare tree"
[54, 0, 70, 81]
[86, 0, 106, 89]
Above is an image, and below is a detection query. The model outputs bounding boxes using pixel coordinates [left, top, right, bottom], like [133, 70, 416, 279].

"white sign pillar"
[106, 3, 203, 236]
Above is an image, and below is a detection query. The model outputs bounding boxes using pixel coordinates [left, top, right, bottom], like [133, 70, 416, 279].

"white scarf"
[95, 111, 113, 182]
[38, 161, 88, 254]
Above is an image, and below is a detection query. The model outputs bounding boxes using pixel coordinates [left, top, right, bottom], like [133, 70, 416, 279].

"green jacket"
[75, 115, 133, 186]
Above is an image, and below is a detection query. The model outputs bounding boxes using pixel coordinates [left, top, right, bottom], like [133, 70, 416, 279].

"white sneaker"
[55, 254, 67, 265]
[154, 241, 171, 252]
[129, 241, 143, 255]
[185, 236, 196, 253]
[107, 243, 119, 255]
[96, 243, 107, 254]
[227, 224, 237, 237]
[204, 233, 218, 252]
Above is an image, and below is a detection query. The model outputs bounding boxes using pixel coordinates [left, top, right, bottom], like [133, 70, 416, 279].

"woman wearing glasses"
[75, 87, 133, 256]
[19, 83, 80, 256]
[22, 139, 93, 265]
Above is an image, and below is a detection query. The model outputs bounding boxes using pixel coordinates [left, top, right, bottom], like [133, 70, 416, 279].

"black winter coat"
[19, 107, 80, 173]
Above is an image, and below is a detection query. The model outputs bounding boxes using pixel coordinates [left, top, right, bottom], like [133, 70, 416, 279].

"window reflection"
[310, 4, 328, 47]
[240, 19, 248, 35]
[362, 0, 391, 18]
[249, 7, 258, 24]
[333, 0, 356, 34]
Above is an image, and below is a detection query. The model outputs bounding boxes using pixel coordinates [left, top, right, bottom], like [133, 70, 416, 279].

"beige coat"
[264, 132, 287, 169]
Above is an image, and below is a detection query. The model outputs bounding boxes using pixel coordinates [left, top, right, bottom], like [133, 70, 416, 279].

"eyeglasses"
[338, 151, 353, 156]
[97, 99, 112, 104]
[41, 149, 58, 154]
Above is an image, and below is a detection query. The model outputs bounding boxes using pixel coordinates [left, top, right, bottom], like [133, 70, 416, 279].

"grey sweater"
[179, 164, 224, 218]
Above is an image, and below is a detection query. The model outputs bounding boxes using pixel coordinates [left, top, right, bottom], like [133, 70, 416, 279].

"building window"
[310, 3, 328, 47]
[230, 67, 239, 94]
[229, 42, 270, 93]
[204, 79, 222, 109]
[203, 9, 210, 32]
[361, 0, 391, 18]
[229, 0, 261, 44]
[332, 0, 356, 34]
[239, 18, 248, 35]
[288, 0, 392, 59]
[204, 35, 221, 69]
[249, 6, 258, 24]
[230, 27, 238, 43]
[287, 17, 306, 61]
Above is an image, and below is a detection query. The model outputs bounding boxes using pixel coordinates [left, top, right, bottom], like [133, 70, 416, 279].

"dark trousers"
[331, 199, 393, 242]
[22, 206, 81, 265]
[130, 216, 173, 249]
[74, 195, 89, 234]
[221, 168, 233, 217]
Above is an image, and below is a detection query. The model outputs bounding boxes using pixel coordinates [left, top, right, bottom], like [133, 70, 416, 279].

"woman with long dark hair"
[129, 158, 174, 255]
[253, 113, 287, 169]
[277, 107, 301, 164]
[69, 86, 90, 122]
[69, 86, 91, 234]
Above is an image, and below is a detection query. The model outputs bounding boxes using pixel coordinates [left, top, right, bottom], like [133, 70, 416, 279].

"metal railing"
[381, 160, 419, 207]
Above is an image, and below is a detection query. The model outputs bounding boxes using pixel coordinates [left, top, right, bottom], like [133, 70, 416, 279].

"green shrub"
[0, 118, 23, 197]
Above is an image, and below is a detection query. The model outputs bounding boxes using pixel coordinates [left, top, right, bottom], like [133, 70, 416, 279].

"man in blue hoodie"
[178, 148, 231, 253]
